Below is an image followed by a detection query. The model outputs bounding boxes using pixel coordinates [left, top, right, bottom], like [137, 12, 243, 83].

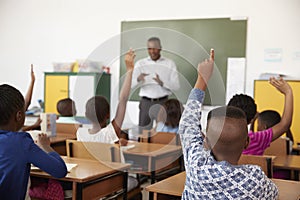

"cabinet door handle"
[59, 89, 68, 93]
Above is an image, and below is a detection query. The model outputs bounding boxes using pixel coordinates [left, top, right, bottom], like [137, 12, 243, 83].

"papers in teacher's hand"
[31, 163, 78, 172]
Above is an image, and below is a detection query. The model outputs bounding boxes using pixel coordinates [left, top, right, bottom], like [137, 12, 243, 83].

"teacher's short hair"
[148, 37, 161, 48]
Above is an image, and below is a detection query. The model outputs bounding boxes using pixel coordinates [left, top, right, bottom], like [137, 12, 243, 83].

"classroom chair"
[139, 130, 180, 145]
[56, 123, 81, 135]
[238, 154, 274, 178]
[264, 137, 291, 156]
[66, 139, 142, 200]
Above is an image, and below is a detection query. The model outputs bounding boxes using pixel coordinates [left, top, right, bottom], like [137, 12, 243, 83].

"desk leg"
[123, 172, 128, 200]
[154, 193, 158, 200]
[72, 182, 77, 200]
[294, 170, 299, 181]
[149, 171, 155, 200]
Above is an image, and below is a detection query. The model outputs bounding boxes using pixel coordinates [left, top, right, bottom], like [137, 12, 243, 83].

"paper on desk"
[65, 163, 77, 172]
[120, 144, 135, 151]
[31, 163, 77, 172]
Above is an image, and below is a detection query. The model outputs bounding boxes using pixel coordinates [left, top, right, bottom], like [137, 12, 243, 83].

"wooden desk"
[272, 179, 300, 200]
[123, 141, 182, 183]
[50, 133, 77, 155]
[273, 155, 300, 171]
[31, 156, 130, 200]
[146, 172, 185, 200]
[146, 172, 300, 200]
[273, 155, 300, 180]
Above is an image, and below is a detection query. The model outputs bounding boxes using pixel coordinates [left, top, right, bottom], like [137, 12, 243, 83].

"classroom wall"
[0, 0, 299, 127]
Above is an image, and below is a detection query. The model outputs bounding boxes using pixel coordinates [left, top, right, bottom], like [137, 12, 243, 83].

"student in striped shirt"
[228, 78, 293, 155]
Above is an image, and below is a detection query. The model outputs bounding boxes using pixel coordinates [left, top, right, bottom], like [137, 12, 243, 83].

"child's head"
[257, 110, 281, 131]
[161, 99, 183, 128]
[228, 94, 257, 124]
[205, 106, 249, 163]
[56, 98, 76, 117]
[0, 84, 25, 131]
[85, 96, 110, 124]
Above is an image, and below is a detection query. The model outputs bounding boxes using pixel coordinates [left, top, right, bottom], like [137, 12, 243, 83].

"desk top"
[123, 141, 182, 157]
[272, 178, 300, 200]
[273, 155, 300, 170]
[50, 133, 76, 144]
[146, 172, 185, 196]
[146, 172, 300, 200]
[30, 156, 130, 183]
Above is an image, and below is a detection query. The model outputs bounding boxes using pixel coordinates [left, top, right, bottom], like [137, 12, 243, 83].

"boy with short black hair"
[228, 77, 293, 155]
[76, 49, 135, 145]
[56, 97, 79, 124]
[179, 49, 278, 199]
[0, 84, 67, 200]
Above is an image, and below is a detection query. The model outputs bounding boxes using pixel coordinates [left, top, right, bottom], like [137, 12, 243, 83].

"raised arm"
[269, 77, 293, 141]
[112, 49, 135, 138]
[25, 64, 35, 110]
[195, 49, 214, 91]
[179, 49, 214, 162]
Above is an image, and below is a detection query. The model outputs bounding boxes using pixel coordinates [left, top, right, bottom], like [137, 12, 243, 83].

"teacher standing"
[132, 37, 180, 132]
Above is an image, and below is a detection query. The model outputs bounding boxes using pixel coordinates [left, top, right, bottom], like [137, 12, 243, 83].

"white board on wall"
[226, 57, 246, 104]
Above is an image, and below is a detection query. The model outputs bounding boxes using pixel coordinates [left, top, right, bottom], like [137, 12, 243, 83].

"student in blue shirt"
[0, 84, 67, 200]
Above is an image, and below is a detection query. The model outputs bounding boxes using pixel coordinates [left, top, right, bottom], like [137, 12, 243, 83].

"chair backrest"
[66, 139, 121, 162]
[139, 130, 180, 145]
[264, 137, 290, 156]
[56, 123, 81, 135]
[238, 154, 273, 178]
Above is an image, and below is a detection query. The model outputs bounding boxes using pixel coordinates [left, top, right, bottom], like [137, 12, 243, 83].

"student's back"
[179, 49, 278, 199]
[56, 98, 79, 124]
[228, 78, 293, 156]
[0, 84, 67, 200]
[76, 49, 135, 145]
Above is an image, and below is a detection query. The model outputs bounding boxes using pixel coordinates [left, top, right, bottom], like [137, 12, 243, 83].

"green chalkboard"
[120, 18, 247, 105]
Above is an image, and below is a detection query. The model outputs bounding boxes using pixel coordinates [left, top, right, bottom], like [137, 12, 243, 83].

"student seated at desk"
[179, 49, 278, 199]
[254, 110, 294, 179]
[228, 77, 293, 156]
[253, 110, 294, 146]
[56, 98, 80, 124]
[76, 49, 135, 145]
[155, 99, 183, 133]
[0, 84, 67, 200]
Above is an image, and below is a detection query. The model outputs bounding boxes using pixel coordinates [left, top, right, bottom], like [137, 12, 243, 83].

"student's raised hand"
[269, 77, 292, 95]
[125, 49, 136, 71]
[198, 49, 214, 83]
[30, 64, 35, 83]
